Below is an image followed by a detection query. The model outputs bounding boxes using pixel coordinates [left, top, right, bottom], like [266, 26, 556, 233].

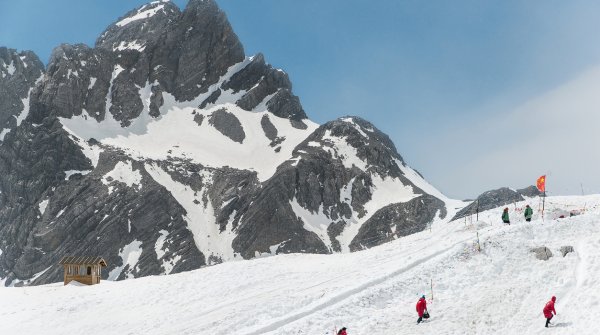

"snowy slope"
[2, 195, 598, 334]
[59, 58, 318, 182]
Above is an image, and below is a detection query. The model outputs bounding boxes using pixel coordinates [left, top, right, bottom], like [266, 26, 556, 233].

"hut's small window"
[87, 266, 92, 275]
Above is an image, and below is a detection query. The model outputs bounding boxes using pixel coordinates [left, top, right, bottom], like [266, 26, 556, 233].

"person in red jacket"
[337, 327, 347, 335]
[543, 296, 557, 327]
[416, 295, 427, 324]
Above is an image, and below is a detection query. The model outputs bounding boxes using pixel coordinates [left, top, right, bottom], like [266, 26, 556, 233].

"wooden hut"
[59, 256, 107, 285]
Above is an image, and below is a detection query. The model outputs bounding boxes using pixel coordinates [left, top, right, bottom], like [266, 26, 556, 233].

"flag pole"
[537, 175, 547, 222]
[542, 176, 546, 221]
[542, 189, 546, 222]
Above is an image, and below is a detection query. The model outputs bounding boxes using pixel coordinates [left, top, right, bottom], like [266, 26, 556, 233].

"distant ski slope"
[1, 195, 598, 335]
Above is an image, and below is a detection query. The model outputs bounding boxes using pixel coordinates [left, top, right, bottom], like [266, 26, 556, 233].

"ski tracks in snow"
[242, 236, 473, 335]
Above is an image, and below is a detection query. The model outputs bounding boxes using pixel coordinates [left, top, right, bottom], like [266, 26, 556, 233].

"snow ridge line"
[242, 236, 472, 335]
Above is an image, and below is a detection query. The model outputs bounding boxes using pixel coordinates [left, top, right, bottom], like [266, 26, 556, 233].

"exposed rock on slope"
[0, 48, 44, 140]
[451, 186, 542, 221]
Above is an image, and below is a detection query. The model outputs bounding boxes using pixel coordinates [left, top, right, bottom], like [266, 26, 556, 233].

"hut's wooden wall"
[63, 265, 102, 285]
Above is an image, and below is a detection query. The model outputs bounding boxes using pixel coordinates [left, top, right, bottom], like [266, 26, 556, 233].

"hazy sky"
[1, 0, 599, 198]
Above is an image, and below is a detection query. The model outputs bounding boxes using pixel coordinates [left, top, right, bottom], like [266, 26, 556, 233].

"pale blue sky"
[2, 0, 600, 198]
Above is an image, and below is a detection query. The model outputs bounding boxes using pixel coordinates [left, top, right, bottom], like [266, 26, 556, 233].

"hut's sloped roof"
[59, 256, 107, 266]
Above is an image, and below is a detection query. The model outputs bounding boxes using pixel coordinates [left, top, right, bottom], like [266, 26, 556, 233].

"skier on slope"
[416, 295, 428, 324]
[543, 296, 557, 327]
[502, 208, 510, 224]
[524, 205, 533, 222]
[337, 327, 347, 335]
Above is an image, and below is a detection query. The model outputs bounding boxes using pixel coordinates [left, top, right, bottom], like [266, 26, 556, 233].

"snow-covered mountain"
[2, 195, 597, 334]
[0, 0, 460, 286]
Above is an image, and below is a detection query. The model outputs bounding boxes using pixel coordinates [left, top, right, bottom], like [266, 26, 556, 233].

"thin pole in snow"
[542, 175, 548, 221]
[542, 191, 546, 221]
[476, 231, 481, 252]
[476, 199, 479, 222]
[431, 278, 434, 301]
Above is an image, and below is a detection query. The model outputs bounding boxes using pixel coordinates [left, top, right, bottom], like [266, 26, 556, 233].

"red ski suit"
[416, 297, 427, 317]
[337, 330, 347, 335]
[543, 299, 556, 318]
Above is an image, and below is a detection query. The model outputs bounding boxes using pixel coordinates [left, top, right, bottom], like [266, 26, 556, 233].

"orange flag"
[537, 175, 546, 193]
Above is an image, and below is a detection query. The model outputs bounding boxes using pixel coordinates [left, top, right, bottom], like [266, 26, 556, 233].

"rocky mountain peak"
[96, 1, 181, 51]
[0, 48, 43, 81]
[183, 0, 222, 16]
[164, 0, 244, 100]
[299, 116, 406, 178]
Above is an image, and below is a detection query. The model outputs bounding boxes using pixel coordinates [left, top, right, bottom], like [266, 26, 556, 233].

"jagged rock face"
[30, 44, 113, 122]
[349, 195, 446, 251]
[0, 0, 452, 286]
[451, 186, 541, 221]
[0, 118, 92, 283]
[0, 48, 44, 140]
[232, 117, 447, 257]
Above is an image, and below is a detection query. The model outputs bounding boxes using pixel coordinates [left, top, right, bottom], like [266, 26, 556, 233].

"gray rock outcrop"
[560, 246, 574, 257]
[208, 108, 245, 143]
[350, 195, 445, 251]
[531, 246, 553, 261]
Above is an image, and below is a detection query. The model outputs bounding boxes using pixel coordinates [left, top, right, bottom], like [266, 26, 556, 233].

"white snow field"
[1, 195, 599, 335]
[59, 57, 319, 182]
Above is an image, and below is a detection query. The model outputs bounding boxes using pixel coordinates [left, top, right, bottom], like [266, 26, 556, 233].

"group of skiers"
[502, 204, 534, 224]
[334, 294, 556, 332]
